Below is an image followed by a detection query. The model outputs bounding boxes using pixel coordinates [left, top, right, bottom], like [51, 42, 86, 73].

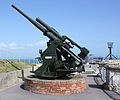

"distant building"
[86, 54, 103, 63]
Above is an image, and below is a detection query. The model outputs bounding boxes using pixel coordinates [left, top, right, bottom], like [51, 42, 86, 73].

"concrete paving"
[0, 75, 112, 100]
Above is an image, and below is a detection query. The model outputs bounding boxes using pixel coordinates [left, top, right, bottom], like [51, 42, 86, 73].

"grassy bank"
[0, 59, 35, 73]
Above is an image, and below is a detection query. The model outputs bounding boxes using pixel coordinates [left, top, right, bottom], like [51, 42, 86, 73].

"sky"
[0, 0, 120, 59]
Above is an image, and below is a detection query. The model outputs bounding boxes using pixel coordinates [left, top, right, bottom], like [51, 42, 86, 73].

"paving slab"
[0, 75, 112, 100]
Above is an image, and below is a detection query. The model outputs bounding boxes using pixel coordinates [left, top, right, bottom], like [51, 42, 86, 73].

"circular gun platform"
[24, 75, 86, 95]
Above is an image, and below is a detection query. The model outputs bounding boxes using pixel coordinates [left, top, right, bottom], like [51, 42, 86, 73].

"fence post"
[21, 70, 24, 81]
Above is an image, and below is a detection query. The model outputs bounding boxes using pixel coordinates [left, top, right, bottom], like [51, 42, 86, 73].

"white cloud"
[0, 40, 47, 51]
[0, 43, 7, 47]
[35, 40, 47, 47]
[26, 40, 47, 47]
[4, 42, 23, 50]
[8, 42, 18, 50]
[27, 43, 34, 47]
[9, 42, 17, 47]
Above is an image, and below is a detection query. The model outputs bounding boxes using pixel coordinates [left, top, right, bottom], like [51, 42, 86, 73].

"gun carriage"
[12, 5, 89, 79]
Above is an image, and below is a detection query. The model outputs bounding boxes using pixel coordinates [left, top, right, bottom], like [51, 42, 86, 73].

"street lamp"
[104, 42, 117, 60]
[107, 42, 113, 48]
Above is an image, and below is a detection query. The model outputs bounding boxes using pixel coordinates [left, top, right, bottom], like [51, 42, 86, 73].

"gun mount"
[12, 5, 89, 78]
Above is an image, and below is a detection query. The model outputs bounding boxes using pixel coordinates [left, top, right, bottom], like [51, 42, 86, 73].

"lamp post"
[104, 42, 117, 60]
[107, 42, 113, 60]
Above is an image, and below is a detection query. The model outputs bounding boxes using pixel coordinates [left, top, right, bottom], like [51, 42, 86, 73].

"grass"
[0, 59, 35, 73]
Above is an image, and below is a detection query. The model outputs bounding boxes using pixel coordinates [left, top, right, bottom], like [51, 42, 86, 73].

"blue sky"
[0, 0, 120, 58]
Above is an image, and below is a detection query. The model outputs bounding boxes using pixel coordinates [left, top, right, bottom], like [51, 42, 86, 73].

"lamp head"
[107, 42, 113, 48]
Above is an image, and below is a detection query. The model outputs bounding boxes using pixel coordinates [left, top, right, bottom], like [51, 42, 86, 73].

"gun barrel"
[36, 17, 62, 40]
[44, 32, 59, 40]
[11, 5, 46, 33]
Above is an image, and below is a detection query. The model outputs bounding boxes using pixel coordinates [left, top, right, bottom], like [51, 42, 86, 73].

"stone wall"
[0, 64, 40, 91]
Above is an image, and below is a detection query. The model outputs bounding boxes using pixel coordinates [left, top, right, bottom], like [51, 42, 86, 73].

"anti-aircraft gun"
[12, 5, 89, 78]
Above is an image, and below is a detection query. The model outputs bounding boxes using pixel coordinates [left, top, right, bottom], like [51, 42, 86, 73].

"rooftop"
[1, 74, 119, 100]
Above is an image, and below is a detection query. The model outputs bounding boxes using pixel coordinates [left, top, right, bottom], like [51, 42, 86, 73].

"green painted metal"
[12, 5, 89, 78]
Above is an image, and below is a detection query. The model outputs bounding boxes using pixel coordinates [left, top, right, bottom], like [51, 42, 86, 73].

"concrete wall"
[104, 59, 120, 64]
[109, 60, 120, 64]
[0, 64, 40, 91]
[99, 63, 120, 94]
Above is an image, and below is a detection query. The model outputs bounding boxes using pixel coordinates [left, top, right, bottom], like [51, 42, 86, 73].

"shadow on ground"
[88, 84, 104, 89]
[20, 84, 25, 90]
